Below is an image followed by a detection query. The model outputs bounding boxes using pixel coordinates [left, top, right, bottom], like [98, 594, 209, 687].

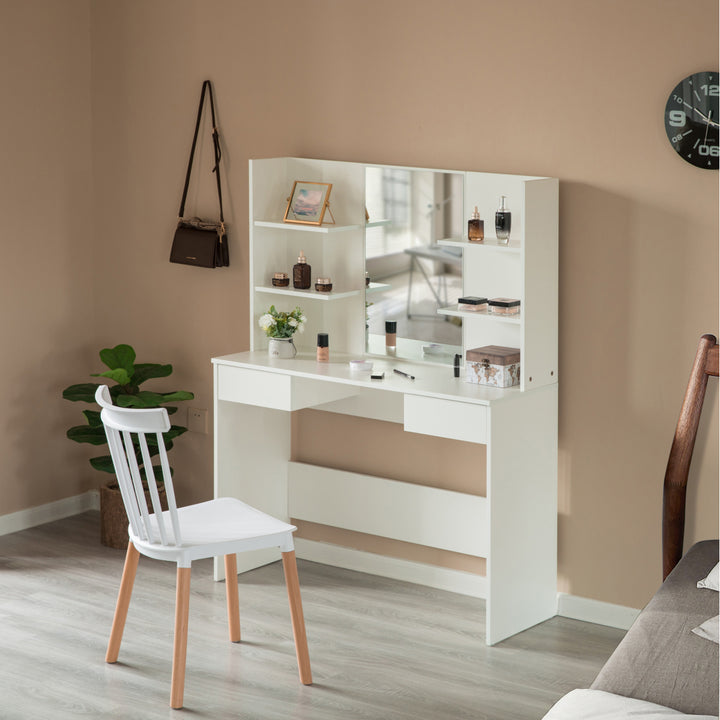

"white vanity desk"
[213, 350, 557, 646]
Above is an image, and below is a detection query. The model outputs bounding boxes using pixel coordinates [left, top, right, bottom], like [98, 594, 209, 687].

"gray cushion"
[591, 540, 719, 715]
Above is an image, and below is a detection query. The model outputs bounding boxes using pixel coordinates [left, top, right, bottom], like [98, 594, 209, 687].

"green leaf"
[100, 344, 136, 373]
[131, 363, 173, 386]
[67, 425, 107, 445]
[160, 391, 194, 403]
[116, 390, 193, 408]
[92, 368, 132, 386]
[82, 410, 102, 427]
[63, 383, 101, 403]
[90, 455, 115, 473]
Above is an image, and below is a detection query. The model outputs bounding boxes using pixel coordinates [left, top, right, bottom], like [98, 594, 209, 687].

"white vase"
[268, 337, 297, 358]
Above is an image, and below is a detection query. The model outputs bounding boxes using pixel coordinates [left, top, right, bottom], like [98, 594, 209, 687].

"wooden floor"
[0, 512, 624, 719]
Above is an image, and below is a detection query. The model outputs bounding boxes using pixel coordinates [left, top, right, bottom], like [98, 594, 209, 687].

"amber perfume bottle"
[495, 196, 511, 244]
[293, 250, 311, 289]
[468, 206, 484, 242]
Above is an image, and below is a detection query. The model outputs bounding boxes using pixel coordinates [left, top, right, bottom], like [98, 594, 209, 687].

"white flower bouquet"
[258, 305, 307, 338]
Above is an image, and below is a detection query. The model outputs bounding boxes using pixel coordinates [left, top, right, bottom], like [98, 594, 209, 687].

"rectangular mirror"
[365, 166, 464, 363]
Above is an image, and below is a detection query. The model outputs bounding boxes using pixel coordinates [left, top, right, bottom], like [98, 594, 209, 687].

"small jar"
[315, 277, 333, 293]
[458, 296, 488, 312]
[488, 297, 521, 315]
[271, 272, 289, 287]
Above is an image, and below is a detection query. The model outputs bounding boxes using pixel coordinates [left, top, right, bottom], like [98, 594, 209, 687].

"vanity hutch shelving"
[213, 157, 558, 645]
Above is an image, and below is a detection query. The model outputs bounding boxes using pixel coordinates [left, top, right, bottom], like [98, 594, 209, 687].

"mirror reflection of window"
[365, 168, 464, 362]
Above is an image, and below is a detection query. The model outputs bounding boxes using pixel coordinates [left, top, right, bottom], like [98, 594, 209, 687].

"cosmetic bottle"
[271, 272, 289, 287]
[468, 206, 484, 242]
[316, 333, 329, 362]
[385, 320, 397, 350]
[495, 196, 511, 244]
[293, 251, 311, 289]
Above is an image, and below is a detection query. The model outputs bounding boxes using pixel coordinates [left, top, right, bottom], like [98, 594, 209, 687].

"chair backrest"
[662, 334, 719, 579]
[95, 385, 182, 547]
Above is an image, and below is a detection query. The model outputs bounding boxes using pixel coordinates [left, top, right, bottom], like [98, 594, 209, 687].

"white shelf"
[254, 220, 362, 233]
[438, 305, 521, 325]
[366, 281, 391, 294]
[366, 218, 391, 228]
[255, 285, 361, 301]
[438, 237, 522, 252]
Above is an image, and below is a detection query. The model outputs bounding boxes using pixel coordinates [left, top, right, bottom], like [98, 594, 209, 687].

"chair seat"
[130, 497, 297, 566]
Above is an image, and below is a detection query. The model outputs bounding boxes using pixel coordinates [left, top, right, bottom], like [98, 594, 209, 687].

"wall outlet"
[187, 407, 208, 434]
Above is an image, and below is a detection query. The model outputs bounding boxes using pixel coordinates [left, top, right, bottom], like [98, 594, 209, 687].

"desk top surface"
[212, 351, 555, 407]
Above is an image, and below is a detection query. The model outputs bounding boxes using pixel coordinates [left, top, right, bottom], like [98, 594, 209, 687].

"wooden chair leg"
[224, 553, 241, 642]
[281, 550, 312, 685]
[170, 566, 192, 709]
[106, 541, 140, 663]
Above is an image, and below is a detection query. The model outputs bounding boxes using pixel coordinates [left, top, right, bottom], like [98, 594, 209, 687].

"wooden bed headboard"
[662, 333, 719, 580]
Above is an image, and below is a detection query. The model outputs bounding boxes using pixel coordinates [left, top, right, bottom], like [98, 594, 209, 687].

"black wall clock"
[664, 71, 719, 169]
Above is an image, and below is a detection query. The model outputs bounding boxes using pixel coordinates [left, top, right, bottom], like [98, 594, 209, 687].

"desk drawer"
[404, 395, 487, 444]
[217, 365, 292, 410]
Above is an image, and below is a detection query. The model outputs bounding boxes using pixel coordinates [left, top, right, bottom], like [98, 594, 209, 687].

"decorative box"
[465, 345, 521, 387]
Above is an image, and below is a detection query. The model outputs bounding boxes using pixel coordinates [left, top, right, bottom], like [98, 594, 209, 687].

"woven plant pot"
[100, 481, 167, 549]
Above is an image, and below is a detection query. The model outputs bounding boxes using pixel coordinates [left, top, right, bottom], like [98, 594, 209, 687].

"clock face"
[664, 71, 719, 169]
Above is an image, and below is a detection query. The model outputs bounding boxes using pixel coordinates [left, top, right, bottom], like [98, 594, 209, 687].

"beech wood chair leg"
[281, 550, 312, 685]
[170, 566, 192, 709]
[106, 541, 140, 663]
[224, 553, 241, 642]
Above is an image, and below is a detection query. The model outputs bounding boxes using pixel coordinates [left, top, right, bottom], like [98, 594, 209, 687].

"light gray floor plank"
[0, 512, 624, 719]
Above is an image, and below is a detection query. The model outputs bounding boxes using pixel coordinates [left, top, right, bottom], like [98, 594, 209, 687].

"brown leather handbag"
[170, 80, 229, 268]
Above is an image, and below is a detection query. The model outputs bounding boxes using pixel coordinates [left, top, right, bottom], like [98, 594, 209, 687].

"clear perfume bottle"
[495, 196, 511, 244]
[468, 206, 484, 242]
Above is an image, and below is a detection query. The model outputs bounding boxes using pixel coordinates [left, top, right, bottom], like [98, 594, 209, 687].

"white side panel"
[486, 385, 558, 645]
[522, 178, 559, 390]
[214, 365, 291, 577]
[404, 394, 488, 444]
[288, 462, 488, 557]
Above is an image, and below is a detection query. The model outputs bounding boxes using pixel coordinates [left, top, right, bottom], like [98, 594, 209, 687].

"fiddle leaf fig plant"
[63, 343, 194, 474]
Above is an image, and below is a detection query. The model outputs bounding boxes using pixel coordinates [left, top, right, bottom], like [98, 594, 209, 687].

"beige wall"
[0, 0, 96, 510]
[1, 0, 716, 610]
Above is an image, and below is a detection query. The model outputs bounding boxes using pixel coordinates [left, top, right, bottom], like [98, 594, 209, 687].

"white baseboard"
[294, 538, 487, 598]
[557, 592, 640, 630]
[0, 490, 99, 537]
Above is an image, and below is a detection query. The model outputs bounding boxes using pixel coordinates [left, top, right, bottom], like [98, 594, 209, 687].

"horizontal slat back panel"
[288, 461, 487, 557]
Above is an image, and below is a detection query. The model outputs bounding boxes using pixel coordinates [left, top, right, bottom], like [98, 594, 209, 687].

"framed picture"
[283, 181, 334, 226]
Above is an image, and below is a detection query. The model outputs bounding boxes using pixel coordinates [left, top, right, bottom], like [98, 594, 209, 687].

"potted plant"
[259, 305, 307, 357]
[63, 343, 194, 548]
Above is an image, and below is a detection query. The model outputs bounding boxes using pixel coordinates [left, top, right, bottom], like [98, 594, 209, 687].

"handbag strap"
[178, 80, 225, 228]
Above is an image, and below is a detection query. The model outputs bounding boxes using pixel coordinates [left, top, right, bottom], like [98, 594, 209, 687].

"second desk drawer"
[404, 395, 487, 444]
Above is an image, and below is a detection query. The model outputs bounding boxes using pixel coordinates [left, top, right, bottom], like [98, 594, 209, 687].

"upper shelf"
[255, 285, 361, 301]
[438, 237, 522, 252]
[254, 220, 362, 234]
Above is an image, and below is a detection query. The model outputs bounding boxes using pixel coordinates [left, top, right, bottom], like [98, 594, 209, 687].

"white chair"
[95, 385, 311, 709]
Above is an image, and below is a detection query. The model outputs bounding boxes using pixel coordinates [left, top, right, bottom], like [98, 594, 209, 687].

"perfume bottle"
[495, 196, 511, 244]
[316, 333, 329, 362]
[468, 206, 484, 242]
[293, 250, 311, 289]
[385, 320, 397, 350]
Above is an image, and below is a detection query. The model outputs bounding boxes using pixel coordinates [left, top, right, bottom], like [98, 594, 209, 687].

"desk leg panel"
[214, 397, 291, 578]
[486, 386, 558, 645]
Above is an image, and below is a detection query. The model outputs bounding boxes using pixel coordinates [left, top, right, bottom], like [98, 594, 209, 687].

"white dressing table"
[214, 158, 559, 645]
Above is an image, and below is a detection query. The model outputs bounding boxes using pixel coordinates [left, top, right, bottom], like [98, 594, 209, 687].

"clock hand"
[683, 101, 720, 128]
[703, 111, 712, 145]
